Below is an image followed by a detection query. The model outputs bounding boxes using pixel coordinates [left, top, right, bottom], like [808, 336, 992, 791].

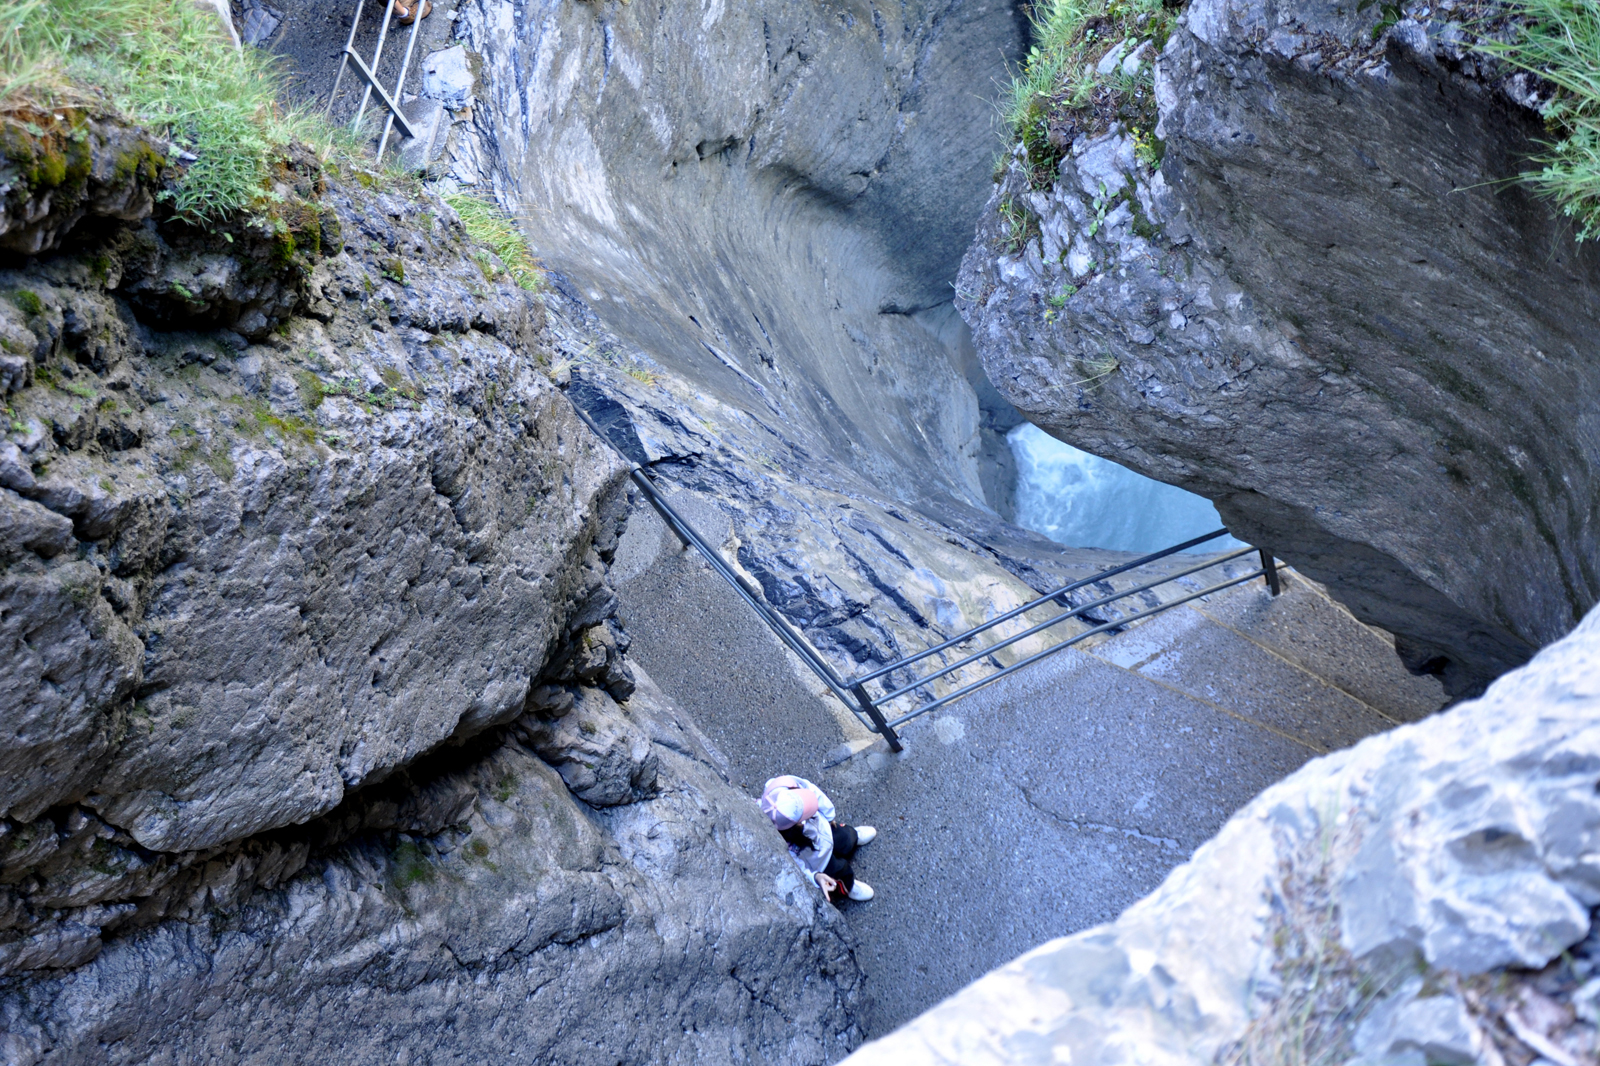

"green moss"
[318, 205, 344, 257]
[58, 570, 98, 607]
[9, 289, 43, 317]
[379, 366, 422, 402]
[492, 772, 518, 804]
[204, 446, 235, 481]
[379, 257, 406, 285]
[1125, 184, 1160, 240]
[391, 841, 435, 888]
[295, 370, 325, 412]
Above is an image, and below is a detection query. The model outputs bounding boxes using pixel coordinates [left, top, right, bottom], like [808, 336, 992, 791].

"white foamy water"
[1008, 423, 1249, 554]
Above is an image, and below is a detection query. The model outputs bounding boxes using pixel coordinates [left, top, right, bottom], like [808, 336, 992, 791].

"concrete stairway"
[610, 496, 1446, 1038]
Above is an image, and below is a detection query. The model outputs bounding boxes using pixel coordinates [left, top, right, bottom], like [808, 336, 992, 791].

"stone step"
[1186, 569, 1447, 723]
[1084, 581, 1410, 754]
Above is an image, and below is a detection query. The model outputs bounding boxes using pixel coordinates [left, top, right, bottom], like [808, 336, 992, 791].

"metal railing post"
[560, 383, 1281, 748]
[327, 0, 367, 110]
[1259, 549, 1281, 596]
[353, 0, 400, 130]
[376, 9, 426, 160]
[851, 683, 903, 753]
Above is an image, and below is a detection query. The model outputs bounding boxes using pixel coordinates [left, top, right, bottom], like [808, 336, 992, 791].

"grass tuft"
[0, 0, 356, 222]
[1000, 0, 1177, 186]
[1478, 0, 1600, 239]
[444, 193, 545, 291]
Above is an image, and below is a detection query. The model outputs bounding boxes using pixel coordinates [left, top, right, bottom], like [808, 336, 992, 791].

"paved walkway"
[611, 493, 1445, 1038]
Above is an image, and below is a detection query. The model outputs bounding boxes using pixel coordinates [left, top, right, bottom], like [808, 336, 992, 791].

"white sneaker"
[854, 825, 877, 846]
[847, 880, 875, 901]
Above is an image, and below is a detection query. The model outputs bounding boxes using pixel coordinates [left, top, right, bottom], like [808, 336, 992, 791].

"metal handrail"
[562, 390, 1281, 754]
[884, 566, 1269, 728]
[375, 10, 426, 160]
[326, 0, 422, 160]
[850, 526, 1232, 685]
[871, 545, 1258, 705]
[563, 402, 906, 748]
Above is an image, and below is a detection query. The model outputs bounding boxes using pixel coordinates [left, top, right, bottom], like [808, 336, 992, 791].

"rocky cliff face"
[847, 597, 1600, 1066]
[0, 117, 862, 1062]
[956, 0, 1600, 696]
[432, 0, 1171, 691]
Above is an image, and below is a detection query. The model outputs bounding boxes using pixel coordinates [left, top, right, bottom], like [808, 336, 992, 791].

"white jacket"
[772, 775, 836, 887]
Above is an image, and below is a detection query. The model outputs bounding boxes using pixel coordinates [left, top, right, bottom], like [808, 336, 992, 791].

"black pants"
[822, 823, 859, 901]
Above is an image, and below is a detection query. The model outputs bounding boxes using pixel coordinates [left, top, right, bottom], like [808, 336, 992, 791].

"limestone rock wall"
[2, 667, 864, 1066]
[845, 595, 1600, 1066]
[0, 119, 864, 1063]
[957, 0, 1600, 696]
[452, 0, 1023, 515]
[432, 0, 1247, 693]
[1, 169, 626, 856]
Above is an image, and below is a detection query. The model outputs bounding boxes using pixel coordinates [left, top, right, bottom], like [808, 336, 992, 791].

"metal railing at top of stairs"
[327, 0, 422, 162]
[565, 402, 1280, 754]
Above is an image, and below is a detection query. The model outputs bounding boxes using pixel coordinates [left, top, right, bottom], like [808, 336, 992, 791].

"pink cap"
[761, 777, 819, 829]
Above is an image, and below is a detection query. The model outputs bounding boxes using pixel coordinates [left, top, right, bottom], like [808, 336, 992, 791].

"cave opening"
[1006, 422, 1249, 554]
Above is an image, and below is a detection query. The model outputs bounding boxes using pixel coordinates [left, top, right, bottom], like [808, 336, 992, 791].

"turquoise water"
[1007, 423, 1249, 555]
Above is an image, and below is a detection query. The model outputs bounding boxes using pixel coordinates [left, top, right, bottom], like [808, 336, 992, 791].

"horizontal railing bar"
[872, 545, 1258, 704]
[884, 567, 1267, 728]
[340, 47, 418, 140]
[848, 527, 1232, 685]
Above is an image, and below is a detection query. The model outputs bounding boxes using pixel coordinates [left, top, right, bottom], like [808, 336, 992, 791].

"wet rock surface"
[614, 501, 1445, 1039]
[438, 0, 1139, 680]
[957, 0, 1600, 697]
[0, 170, 627, 855]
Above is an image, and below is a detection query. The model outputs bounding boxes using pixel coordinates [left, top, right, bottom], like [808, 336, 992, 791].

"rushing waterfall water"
[1008, 424, 1249, 554]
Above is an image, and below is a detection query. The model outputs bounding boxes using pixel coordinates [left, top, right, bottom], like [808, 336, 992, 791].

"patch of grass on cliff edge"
[1480, 0, 1600, 240]
[1002, 0, 1177, 186]
[444, 193, 545, 291]
[0, 0, 352, 222]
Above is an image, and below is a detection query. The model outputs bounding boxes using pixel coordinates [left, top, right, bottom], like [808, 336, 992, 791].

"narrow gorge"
[1, 0, 1597, 1061]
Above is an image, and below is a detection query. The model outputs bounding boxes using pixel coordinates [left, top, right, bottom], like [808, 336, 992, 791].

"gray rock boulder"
[0, 175, 629, 854]
[0, 668, 864, 1065]
[957, 0, 1600, 696]
[0, 115, 164, 257]
[844, 596, 1600, 1065]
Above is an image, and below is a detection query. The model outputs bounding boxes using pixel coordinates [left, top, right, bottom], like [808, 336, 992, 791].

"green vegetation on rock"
[1482, 0, 1600, 239]
[444, 192, 545, 291]
[1002, 0, 1176, 185]
[0, 0, 351, 221]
